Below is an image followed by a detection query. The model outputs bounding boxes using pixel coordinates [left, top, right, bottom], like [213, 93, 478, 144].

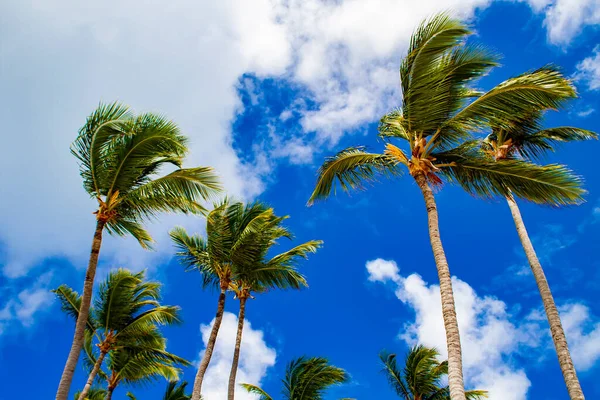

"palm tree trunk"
[414, 172, 466, 400]
[227, 297, 247, 400]
[191, 286, 228, 400]
[105, 386, 115, 400]
[506, 195, 584, 399]
[56, 219, 106, 400]
[77, 349, 108, 400]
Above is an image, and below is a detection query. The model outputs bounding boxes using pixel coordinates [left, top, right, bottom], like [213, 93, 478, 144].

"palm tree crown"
[308, 14, 584, 207]
[72, 101, 221, 248]
[242, 356, 349, 400]
[380, 346, 486, 400]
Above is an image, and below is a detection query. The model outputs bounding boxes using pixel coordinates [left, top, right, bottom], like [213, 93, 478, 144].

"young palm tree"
[58, 102, 221, 400]
[308, 13, 584, 400]
[226, 210, 322, 400]
[74, 388, 107, 400]
[170, 200, 280, 400]
[162, 381, 191, 400]
[476, 111, 596, 399]
[242, 356, 349, 400]
[54, 269, 182, 400]
[380, 345, 487, 399]
[92, 327, 190, 400]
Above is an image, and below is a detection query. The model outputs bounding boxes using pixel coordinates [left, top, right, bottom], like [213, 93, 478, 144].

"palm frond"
[53, 285, 97, 332]
[240, 383, 273, 400]
[379, 352, 411, 399]
[435, 142, 585, 205]
[447, 66, 576, 133]
[285, 356, 349, 400]
[308, 147, 399, 205]
[516, 127, 597, 160]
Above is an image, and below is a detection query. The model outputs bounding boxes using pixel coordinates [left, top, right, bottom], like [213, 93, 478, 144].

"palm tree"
[226, 209, 322, 400]
[477, 111, 596, 399]
[380, 345, 487, 399]
[57, 102, 221, 400]
[91, 327, 190, 400]
[54, 269, 182, 400]
[242, 356, 349, 400]
[74, 388, 107, 400]
[308, 13, 584, 400]
[170, 200, 281, 400]
[162, 381, 191, 400]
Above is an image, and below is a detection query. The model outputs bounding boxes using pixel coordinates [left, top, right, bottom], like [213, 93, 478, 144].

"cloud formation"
[575, 46, 600, 91]
[366, 258, 600, 399]
[199, 312, 276, 400]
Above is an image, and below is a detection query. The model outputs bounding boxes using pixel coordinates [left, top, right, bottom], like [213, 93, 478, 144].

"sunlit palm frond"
[448, 66, 576, 133]
[53, 285, 97, 332]
[434, 141, 585, 205]
[163, 380, 191, 400]
[308, 147, 399, 205]
[71, 102, 133, 196]
[379, 352, 411, 399]
[73, 387, 107, 400]
[515, 127, 597, 160]
[240, 383, 273, 400]
[284, 356, 349, 400]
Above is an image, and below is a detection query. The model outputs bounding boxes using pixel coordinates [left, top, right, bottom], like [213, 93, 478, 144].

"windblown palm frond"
[242, 357, 349, 400]
[380, 346, 487, 400]
[73, 387, 107, 400]
[240, 384, 273, 400]
[308, 147, 400, 205]
[53, 285, 97, 332]
[433, 142, 585, 206]
[163, 380, 191, 400]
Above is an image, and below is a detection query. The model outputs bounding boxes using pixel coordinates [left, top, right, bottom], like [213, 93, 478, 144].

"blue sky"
[1, 1, 600, 399]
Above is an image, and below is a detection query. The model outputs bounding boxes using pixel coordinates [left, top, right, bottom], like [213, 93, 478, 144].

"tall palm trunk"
[191, 286, 228, 400]
[227, 297, 247, 400]
[56, 219, 106, 400]
[105, 386, 115, 400]
[414, 172, 466, 400]
[78, 349, 108, 400]
[506, 195, 584, 399]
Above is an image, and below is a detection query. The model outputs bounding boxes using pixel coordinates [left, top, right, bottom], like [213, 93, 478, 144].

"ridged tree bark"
[56, 219, 106, 400]
[191, 285, 228, 400]
[78, 349, 108, 400]
[506, 195, 584, 399]
[227, 296, 248, 400]
[414, 172, 466, 400]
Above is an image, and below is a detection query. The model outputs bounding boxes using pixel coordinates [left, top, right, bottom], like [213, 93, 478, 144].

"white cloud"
[368, 259, 532, 399]
[368, 258, 600, 398]
[366, 258, 401, 283]
[0, 272, 54, 334]
[574, 46, 600, 91]
[576, 107, 596, 117]
[525, 0, 600, 46]
[200, 312, 276, 400]
[528, 304, 600, 371]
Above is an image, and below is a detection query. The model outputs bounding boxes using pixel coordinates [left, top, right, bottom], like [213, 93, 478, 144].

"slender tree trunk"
[105, 386, 115, 400]
[414, 172, 466, 400]
[506, 195, 584, 399]
[191, 286, 228, 400]
[78, 349, 108, 400]
[56, 219, 106, 400]
[227, 297, 247, 400]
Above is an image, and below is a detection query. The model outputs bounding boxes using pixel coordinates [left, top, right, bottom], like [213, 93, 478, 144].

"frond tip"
[308, 147, 400, 205]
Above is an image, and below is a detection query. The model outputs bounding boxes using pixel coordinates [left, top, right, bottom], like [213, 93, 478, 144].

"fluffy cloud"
[367, 259, 600, 398]
[200, 312, 276, 400]
[525, 0, 600, 46]
[0, 272, 54, 335]
[528, 304, 600, 371]
[574, 46, 600, 91]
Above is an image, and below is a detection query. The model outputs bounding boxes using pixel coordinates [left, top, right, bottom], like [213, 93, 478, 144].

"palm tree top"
[170, 199, 322, 295]
[71, 101, 222, 248]
[380, 345, 487, 400]
[242, 356, 349, 400]
[308, 13, 585, 207]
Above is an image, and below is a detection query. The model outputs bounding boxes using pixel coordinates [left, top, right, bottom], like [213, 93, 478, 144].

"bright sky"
[1, 1, 599, 399]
